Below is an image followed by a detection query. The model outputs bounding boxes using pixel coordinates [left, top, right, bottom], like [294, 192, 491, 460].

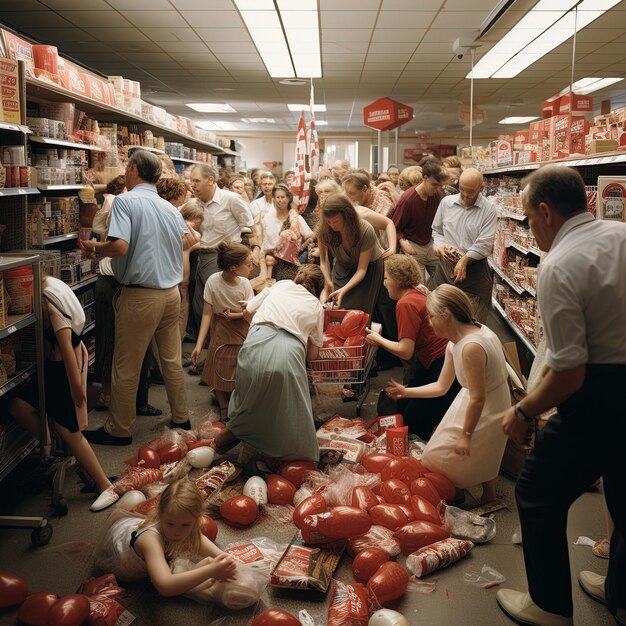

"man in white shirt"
[189, 164, 254, 338]
[431, 168, 496, 322]
[249, 171, 275, 225]
[498, 166, 626, 626]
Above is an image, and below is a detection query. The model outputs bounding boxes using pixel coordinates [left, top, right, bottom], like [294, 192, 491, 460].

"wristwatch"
[514, 403, 533, 423]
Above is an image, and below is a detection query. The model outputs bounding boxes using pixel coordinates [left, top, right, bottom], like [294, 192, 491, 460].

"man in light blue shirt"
[431, 168, 497, 322]
[81, 150, 195, 445]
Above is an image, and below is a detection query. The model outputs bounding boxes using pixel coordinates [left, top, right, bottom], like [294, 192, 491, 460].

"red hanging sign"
[363, 97, 414, 131]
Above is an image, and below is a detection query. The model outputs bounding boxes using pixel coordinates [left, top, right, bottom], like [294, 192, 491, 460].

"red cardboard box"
[0, 30, 35, 79]
[558, 92, 593, 116]
[32, 44, 59, 85]
[542, 98, 559, 119]
[551, 114, 588, 160]
[0, 57, 21, 124]
[513, 130, 529, 147]
[529, 120, 542, 145]
[541, 119, 553, 161]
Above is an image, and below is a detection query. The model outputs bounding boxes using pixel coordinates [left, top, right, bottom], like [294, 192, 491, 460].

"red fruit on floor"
[381, 457, 422, 483]
[252, 608, 301, 625]
[397, 504, 416, 522]
[219, 495, 258, 527]
[352, 547, 390, 582]
[137, 446, 161, 469]
[361, 453, 395, 475]
[351, 486, 379, 512]
[304, 506, 371, 539]
[293, 494, 328, 529]
[266, 474, 297, 505]
[379, 478, 411, 504]
[394, 520, 450, 555]
[424, 472, 457, 503]
[46, 594, 91, 626]
[157, 442, 185, 464]
[17, 592, 58, 626]
[409, 476, 442, 507]
[0, 570, 28, 608]
[200, 515, 218, 542]
[279, 461, 317, 488]
[366, 562, 410, 605]
[369, 504, 409, 531]
[409, 495, 441, 526]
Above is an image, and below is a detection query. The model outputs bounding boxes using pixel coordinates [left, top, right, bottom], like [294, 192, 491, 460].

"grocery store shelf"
[128, 145, 164, 155]
[26, 78, 235, 155]
[484, 151, 626, 175]
[0, 187, 40, 197]
[169, 156, 202, 164]
[0, 121, 31, 134]
[498, 211, 526, 222]
[508, 241, 529, 256]
[0, 364, 36, 399]
[30, 136, 104, 151]
[0, 312, 37, 340]
[37, 184, 87, 191]
[0, 427, 38, 482]
[42, 232, 78, 245]
[492, 299, 537, 357]
[70, 275, 98, 291]
[489, 260, 525, 295]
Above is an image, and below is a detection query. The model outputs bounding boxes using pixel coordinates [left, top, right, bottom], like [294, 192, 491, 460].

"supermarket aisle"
[0, 355, 613, 626]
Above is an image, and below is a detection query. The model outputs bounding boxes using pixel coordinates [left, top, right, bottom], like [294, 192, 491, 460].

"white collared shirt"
[249, 195, 274, 224]
[538, 211, 626, 370]
[432, 192, 497, 260]
[198, 186, 253, 248]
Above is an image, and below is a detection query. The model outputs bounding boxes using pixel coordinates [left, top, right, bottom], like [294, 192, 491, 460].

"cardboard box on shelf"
[597, 176, 626, 221]
[542, 98, 559, 119]
[491, 139, 513, 167]
[32, 45, 59, 85]
[0, 30, 35, 79]
[551, 114, 588, 160]
[610, 121, 626, 147]
[587, 138, 618, 154]
[514, 149, 537, 165]
[513, 130, 529, 150]
[529, 120, 542, 145]
[558, 92, 593, 116]
[540, 119, 553, 162]
[0, 57, 21, 124]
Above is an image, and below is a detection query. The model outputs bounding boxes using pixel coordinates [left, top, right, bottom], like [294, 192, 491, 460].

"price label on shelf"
[7, 325, 17, 335]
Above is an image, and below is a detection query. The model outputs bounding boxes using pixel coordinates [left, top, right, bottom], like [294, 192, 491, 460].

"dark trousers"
[190, 251, 219, 338]
[516, 364, 626, 618]
[399, 354, 460, 441]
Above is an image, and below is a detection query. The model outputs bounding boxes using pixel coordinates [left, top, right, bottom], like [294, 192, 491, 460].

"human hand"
[364, 328, 381, 345]
[399, 239, 414, 255]
[502, 406, 531, 445]
[381, 247, 395, 259]
[71, 383, 86, 408]
[191, 347, 201, 367]
[454, 433, 471, 456]
[209, 553, 237, 582]
[251, 248, 260, 266]
[452, 258, 467, 283]
[238, 300, 249, 309]
[328, 288, 344, 308]
[385, 378, 406, 399]
[78, 237, 95, 258]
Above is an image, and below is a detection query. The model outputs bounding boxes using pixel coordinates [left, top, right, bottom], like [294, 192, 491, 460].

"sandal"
[95, 393, 110, 412]
[592, 538, 610, 559]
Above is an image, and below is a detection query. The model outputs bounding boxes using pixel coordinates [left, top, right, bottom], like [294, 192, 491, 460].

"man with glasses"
[431, 168, 496, 322]
[392, 158, 448, 286]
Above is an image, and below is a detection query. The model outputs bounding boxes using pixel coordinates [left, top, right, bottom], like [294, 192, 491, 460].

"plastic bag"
[327, 579, 377, 626]
[263, 503, 295, 525]
[463, 564, 506, 588]
[317, 415, 368, 440]
[195, 419, 227, 442]
[322, 464, 381, 507]
[195, 461, 237, 500]
[112, 467, 162, 495]
[171, 558, 267, 608]
[347, 525, 401, 558]
[294, 485, 313, 507]
[406, 576, 438, 594]
[406, 538, 474, 578]
[442, 505, 496, 543]
[223, 536, 289, 571]
[77, 574, 134, 626]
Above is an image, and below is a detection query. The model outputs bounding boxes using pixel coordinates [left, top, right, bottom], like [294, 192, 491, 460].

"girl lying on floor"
[95, 479, 265, 609]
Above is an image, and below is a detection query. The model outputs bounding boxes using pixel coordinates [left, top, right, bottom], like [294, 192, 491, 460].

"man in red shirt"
[393, 159, 448, 286]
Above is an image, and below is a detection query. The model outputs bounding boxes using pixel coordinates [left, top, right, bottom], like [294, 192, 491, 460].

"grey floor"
[0, 317, 615, 625]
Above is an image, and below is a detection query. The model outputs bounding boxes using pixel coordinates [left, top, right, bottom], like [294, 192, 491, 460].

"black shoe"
[148, 369, 165, 385]
[84, 427, 132, 446]
[136, 404, 163, 417]
[169, 419, 192, 430]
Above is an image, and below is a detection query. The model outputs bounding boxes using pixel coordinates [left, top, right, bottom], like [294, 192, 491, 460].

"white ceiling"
[1, 0, 626, 142]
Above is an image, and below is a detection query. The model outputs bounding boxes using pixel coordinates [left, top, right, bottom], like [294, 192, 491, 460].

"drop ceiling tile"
[430, 11, 486, 29]
[323, 42, 370, 54]
[196, 28, 251, 43]
[179, 11, 243, 28]
[138, 27, 201, 42]
[56, 40, 111, 53]
[157, 41, 211, 54]
[376, 12, 437, 29]
[170, 0, 233, 8]
[365, 53, 413, 64]
[370, 28, 427, 43]
[0, 0, 49, 9]
[83, 28, 149, 42]
[207, 42, 258, 54]
[368, 42, 418, 54]
[320, 11, 378, 29]
[323, 54, 367, 64]
[107, 0, 173, 9]
[213, 54, 261, 64]
[438, 0, 497, 9]
[382, 0, 442, 9]
[58, 11, 132, 28]
[320, 0, 380, 10]
[43, 0, 111, 8]
[27, 27, 97, 42]
[0, 11, 73, 28]
[226, 63, 267, 71]
[121, 11, 189, 28]
[322, 29, 373, 42]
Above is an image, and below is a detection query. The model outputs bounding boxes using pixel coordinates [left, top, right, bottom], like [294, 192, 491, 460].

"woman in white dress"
[386, 284, 509, 503]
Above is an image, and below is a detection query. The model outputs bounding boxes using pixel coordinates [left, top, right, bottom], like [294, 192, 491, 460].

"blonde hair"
[426, 284, 480, 327]
[398, 166, 423, 191]
[140, 479, 204, 560]
[180, 198, 204, 223]
[315, 179, 340, 196]
[385, 254, 423, 289]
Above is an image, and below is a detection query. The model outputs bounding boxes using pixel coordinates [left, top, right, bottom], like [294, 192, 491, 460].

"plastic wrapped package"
[442, 505, 496, 543]
[347, 525, 401, 558]
[321, 464, 381, 507]
[171, 558, 267, 608]
[112, 468, 162, 495]
[405, 538, 474, 578]
[327, 579, 379, 626]
[195, 461, 237, 500]
[223, 536, 289, 571]
[317, 415, 368, 440]
[77, 574, 135, 626]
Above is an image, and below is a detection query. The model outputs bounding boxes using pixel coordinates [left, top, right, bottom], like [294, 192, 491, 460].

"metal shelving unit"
[29, 135, 104, 151]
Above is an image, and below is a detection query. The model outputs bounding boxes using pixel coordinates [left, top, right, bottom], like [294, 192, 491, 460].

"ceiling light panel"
[499, 116, 541, 124]
[288, 104, 326, 111]
[186, 103, 236, 112]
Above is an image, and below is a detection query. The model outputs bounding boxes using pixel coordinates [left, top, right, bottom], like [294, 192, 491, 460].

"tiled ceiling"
[1, 0, 626, 142]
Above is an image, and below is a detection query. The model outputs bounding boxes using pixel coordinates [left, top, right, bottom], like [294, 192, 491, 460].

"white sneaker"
[496, 589, 573, 626]
[90, 487, 120, 512]
[578, 571, 606, 604]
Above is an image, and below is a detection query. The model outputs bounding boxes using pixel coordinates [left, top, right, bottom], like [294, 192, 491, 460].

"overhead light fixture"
[288, 103, 326, 112]
[315, 120, 328, 126]
[186, 103, 236, 113]
[241, 118, 276, 124]
[499, 116, 541, 124]
[557, 76, 624, 96]
[469, 0, 621, 79]
[196, 121, 239, 131]
[234, 0, 321, 78]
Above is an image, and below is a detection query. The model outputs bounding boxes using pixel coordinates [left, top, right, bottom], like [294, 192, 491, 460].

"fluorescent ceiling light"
[186, 103, 236, 113]
[314, 120, 328, 126]
[234, 0, 321, 79]
[288, 103, 326, 112]
[241, 118, 276, 124]
[468, 0, 621, 79]
[571, 77, 624, 95]
[196, 121, 239, 131]
[499, 116, 541, 124]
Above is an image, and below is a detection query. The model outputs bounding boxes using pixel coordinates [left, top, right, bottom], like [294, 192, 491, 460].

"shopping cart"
[307, 309, 381, 416]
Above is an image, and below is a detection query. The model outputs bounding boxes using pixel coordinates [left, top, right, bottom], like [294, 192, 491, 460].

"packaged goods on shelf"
[585, 185, 598, 217]
[551, 115, 588, 160]
[558, 93, 593, 117]
[0, 272, 6, 328]
[597, 176, 626, 221]
[0, 30, 36, 79]
[27, 116, 67, 140]
[32, 44, 59, 84]
[542, 98, 559, 119]
[0, 57, 21, 124]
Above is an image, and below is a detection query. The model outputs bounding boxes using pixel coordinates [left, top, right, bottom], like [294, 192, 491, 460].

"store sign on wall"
[363, 98, 414, 131]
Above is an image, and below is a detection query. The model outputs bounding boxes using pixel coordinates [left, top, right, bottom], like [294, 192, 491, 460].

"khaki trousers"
[106, 286, 188, 438]
[404, 238, 439, 287]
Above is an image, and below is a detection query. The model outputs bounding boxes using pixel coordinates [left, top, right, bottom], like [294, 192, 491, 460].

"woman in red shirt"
[366, 254, 460, 440]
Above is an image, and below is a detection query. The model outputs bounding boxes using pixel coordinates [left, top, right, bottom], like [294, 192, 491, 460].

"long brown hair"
[294, 264, 325, 298]
[315, 192, 362, 248]
[426, 284, 480, 328]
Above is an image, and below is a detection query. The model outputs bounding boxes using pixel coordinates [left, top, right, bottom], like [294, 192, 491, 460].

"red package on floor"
[77, 574, 135, 626]
[327, 580, 377, 626]
[386, 426, 408, 456]
[369, 414, 404, 436]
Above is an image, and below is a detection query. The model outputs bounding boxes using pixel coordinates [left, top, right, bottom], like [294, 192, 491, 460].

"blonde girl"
[191, 242, 254, 417]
